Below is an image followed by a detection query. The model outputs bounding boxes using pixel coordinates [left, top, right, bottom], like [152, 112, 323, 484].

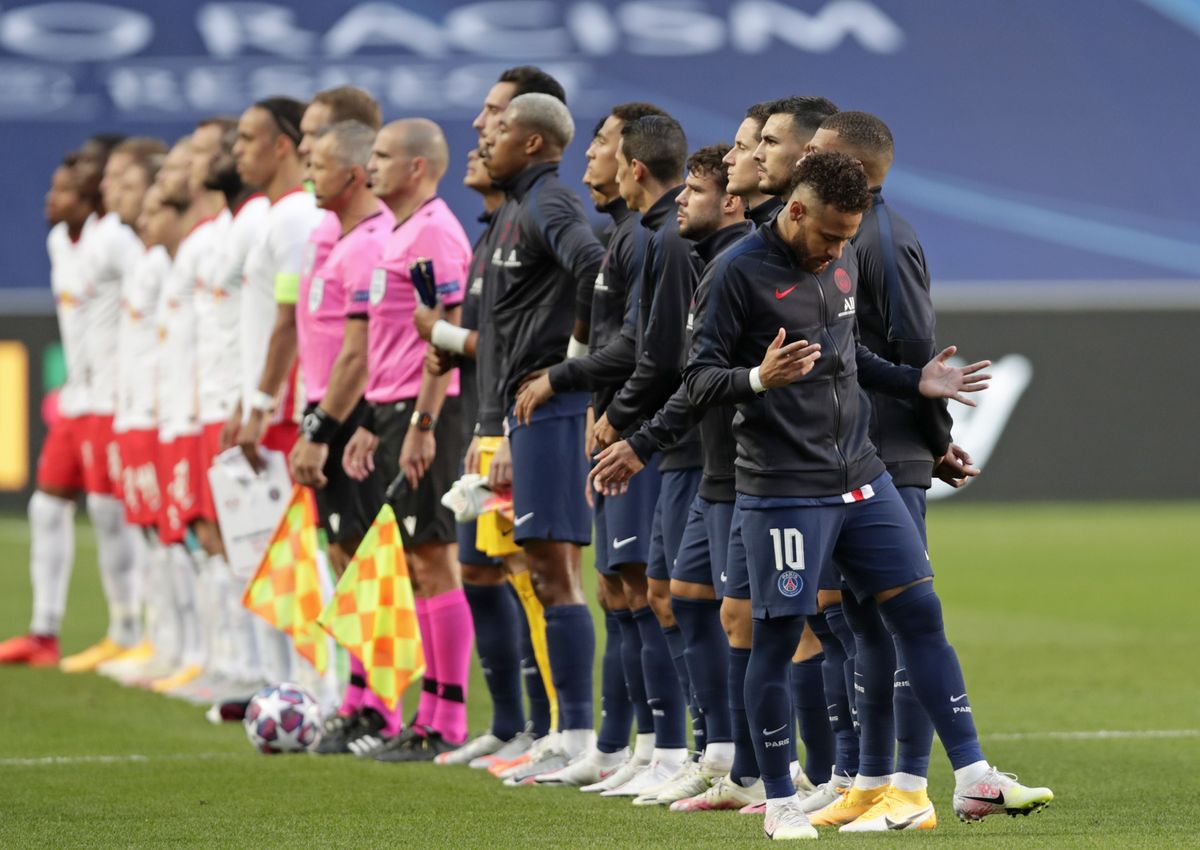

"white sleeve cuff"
[749, 366, 767, 394]
[431, 320, 470, 355]
[566, 336, 588, 359]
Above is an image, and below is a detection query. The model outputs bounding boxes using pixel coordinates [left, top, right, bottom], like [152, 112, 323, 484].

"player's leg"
[837, 481, 1052, 824]
[672, 507, 764, 812]
[803, 600, 858, 812]
[0, 414, 86, 666]
[790, 620, 833, 792]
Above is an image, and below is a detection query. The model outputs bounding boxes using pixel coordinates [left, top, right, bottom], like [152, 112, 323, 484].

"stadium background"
[1, 0, 1197, 507]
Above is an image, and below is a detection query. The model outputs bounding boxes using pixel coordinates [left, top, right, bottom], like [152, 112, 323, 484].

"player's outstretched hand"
[342, 427, 379, 482]
[514, 370, 554, 425]
[487, 436, 513, 490]
[587, 440, 645, 497]
[934, 442, 981, 488]
[919, 347, 991, 406]
[758, 328, 821, 389]
[290, 437, 329, 489]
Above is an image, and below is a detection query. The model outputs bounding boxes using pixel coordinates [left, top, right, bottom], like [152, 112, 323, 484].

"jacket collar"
[495, 161, 558, 201]
[694, 221, 753, 264]
[746, 196, 783, 227]
[640, 185, 685, 231]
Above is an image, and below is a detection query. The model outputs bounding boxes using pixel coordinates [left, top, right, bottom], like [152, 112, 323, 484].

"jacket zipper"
[813, 271, 848, 492]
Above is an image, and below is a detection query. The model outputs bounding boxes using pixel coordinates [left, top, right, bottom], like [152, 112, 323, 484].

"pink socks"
[418, 589, 475, 744]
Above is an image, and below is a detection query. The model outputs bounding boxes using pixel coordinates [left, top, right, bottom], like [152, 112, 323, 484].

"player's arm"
[401, 304, 461, 488]
[541, 187, 604, 347]
[604, 236, 697, 434]
[683, 263, 760, 407]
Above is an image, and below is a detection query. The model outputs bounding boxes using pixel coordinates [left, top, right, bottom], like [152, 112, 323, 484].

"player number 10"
[768, 528, 805, 572]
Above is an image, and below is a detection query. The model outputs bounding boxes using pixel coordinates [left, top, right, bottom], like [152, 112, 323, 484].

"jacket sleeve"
[605, 230, 698, 433]
[533, 186, 605, 306]
[855, 342, 922, 398]
[684, 258, 760, 408]
[873, 215, 953, 454]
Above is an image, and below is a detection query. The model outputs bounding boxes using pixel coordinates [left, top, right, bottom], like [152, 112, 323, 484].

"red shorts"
[83, 414, 118, 496]
[36, 415, 87, 493]
[156, 434, 204, 544]
[117, 429, 161, 527]
[262, 421, 298, 456]
[197, 421, 225, 522]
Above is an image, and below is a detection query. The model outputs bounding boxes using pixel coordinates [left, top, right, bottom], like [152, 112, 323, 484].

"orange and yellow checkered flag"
[242, 485, 329, 672]
[317, 504, 424, 710]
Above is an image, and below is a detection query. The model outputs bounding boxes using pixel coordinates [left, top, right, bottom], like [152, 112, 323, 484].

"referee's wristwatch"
[410, 410, 436, 432]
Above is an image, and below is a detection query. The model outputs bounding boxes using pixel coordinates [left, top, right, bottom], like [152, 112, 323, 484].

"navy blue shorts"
[594, 455, 662, 575]
[736, 474, 933, 619]
[457, 518, 501, 567]
[647, 496, 667, 580]
[507, 392, 591, 546]
[724, 505, 750, 600]
[645, 466, 701, 581]
[672, 496, 734, 596]
[820, 483, 929, 591]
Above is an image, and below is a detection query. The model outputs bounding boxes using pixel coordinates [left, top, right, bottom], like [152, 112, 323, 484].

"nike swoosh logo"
[949, 693, 968, 702]
[612, 536, 637, 549]
[719, 572, 727, 583]
[513, 512, 535, 527]
[775, 285, 797, 299]
[885, 806, 933, 830]
[962, 792, 1005, 805]
[762, 723, 788, 736]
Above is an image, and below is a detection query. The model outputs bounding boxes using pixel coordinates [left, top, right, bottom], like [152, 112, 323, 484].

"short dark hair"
[611, 101, 667, 125]
[766, 95, 839, 136]
[686, 143, 732, 192]
[312, 86, 382, 130]
[620, 115, 688, 184]
[252, 96, 307, 147]
[818, 110, 894, 160]
[498, 66, 566, 104]
[745, 101, 774, 127]
[789, 151, 871, 213]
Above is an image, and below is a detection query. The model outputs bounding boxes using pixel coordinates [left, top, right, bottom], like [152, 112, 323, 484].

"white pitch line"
[983, 729, 1200, 741]
[0, 752, 245, 767]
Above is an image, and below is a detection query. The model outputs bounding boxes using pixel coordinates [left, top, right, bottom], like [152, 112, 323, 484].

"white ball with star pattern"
[244, 682, 323, 753]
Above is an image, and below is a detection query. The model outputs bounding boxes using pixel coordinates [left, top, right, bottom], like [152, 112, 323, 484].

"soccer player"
[684, 151, 1052, 839]
[149, 135, 226, 695]
[232, 96, 323, 686]
[798, 111, 980, 832]
[0, 159, 104, 667]
[477, 92, 606, 780]
[725, 102, 781, 227]
[586, 143, 753, 807]
[430, 148, 541, 768]
[514, 102, 667, 788]
[284, 119, 392, 748]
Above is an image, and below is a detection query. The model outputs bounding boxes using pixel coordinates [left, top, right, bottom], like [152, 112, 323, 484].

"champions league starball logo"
[777, 570, 803, 598]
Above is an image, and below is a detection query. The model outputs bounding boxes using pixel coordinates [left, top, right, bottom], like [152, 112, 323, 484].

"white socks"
[633, 732, 655, 763]
[701, 741, 735, 769]
[953, 760, 991, 788]
[168, 544, 203, 667]
[86, 493, 141, 646]
[28, 491, 75, 635]
[892, 772, 928, 792]
[853, 773, 891, 790]
[562, 728, 597, 759]
[652, 747, 689, 771]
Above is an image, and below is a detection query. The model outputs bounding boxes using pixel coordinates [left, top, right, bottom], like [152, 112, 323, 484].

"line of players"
[0, 65, 1052, 840]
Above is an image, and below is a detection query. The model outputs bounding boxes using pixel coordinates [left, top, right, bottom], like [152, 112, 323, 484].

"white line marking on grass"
[0, 752, 246, 767]
[984, 729, 1200, 741]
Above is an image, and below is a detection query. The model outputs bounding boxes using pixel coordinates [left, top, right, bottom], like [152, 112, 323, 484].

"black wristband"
[301, 407, 342, 445]
[359, 403, 376, 435]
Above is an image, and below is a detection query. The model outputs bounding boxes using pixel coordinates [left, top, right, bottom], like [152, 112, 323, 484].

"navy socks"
[792, 655, 834, 784]
[544, 604, 596, 731]
[598, 609, 634, 753]
[463, 582, 525, 740]
[842, 592, 897, 778]
[746, 616, 807, 799]
[634, 606, 688, 749]
[672, 596, 732, 744]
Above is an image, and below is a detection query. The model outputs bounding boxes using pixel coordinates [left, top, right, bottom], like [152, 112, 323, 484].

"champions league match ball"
[244, 683, 323, 754]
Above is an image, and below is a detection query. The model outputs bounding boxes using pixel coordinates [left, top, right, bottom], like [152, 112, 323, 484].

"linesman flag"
[318, 504, 425, 710]
[241, 485, 329, 672]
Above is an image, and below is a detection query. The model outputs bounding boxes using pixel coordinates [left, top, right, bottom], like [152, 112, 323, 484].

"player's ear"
[632, 159, 647, 183]
[525, 131, 545, 157]
[722, 192, 740, 216]
[789, 198, 806, 222]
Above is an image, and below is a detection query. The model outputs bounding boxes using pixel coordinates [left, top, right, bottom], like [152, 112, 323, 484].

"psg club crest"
[834, 267, 853, 294]
[777, 570, 804, 598]
[369, 267, 387, 306]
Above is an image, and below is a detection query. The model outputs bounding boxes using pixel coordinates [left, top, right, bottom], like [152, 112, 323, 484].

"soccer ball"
[243, 682, 323, 754]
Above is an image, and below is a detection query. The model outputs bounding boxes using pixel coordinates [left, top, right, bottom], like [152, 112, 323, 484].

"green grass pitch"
[1, 503, 1198, 848]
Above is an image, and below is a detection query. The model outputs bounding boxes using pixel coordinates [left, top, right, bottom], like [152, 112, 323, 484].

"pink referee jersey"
[297, 203, 394, 404]
[358, 197, 470, 403]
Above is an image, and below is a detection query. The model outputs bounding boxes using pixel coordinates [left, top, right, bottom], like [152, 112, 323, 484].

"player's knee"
[816, 588, 842, 611]
[793, 621, 822, 662]
[647, 579, 675, 627]
[721, 597, 752, 648]
[878, 579, 944, 639]
[462, 562, 506, 586]
[601, 573, 626, 609]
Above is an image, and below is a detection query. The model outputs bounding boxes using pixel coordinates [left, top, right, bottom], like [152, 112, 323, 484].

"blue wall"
[2, 0, 1198, 289]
